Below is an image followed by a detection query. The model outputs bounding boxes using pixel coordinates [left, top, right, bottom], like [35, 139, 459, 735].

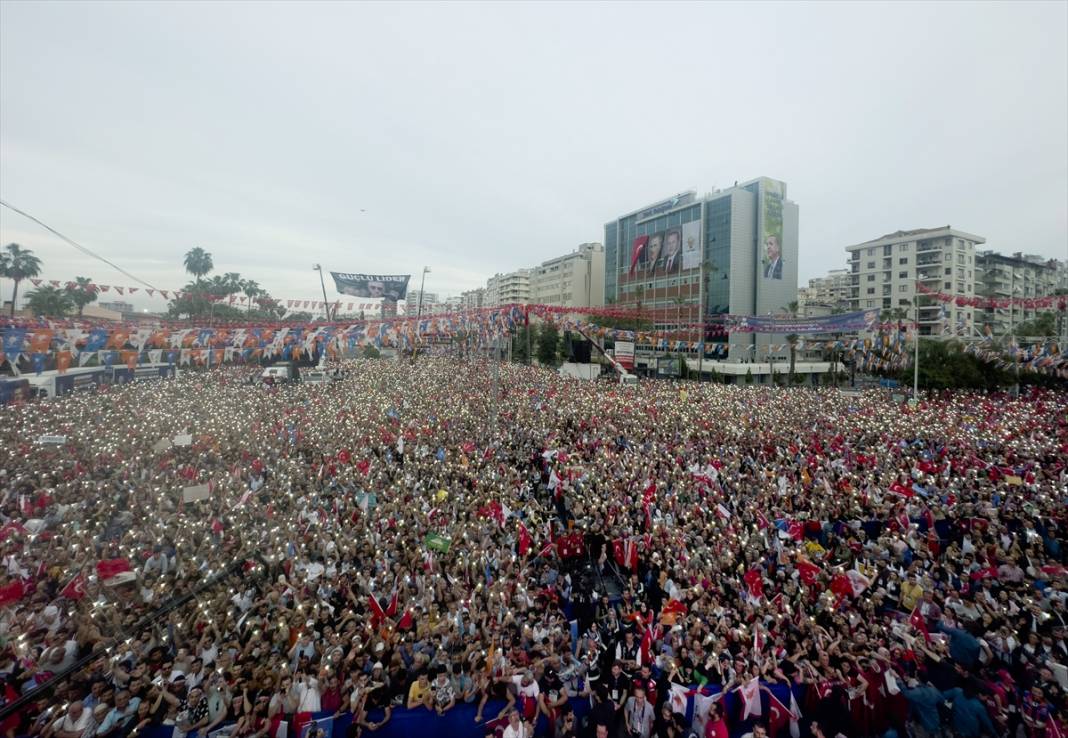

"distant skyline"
[1, 1, 1065, 311]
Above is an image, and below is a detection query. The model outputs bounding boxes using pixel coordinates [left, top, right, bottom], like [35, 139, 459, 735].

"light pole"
[913, 300, 920, 399]
[413, 266, 430, 358]
[313, 264, 332, 321]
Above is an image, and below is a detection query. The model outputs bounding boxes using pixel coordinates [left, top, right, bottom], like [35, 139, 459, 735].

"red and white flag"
[96, 558, 132, 581]
[60, 572, 87, 600]
[739, 677, 762, 719]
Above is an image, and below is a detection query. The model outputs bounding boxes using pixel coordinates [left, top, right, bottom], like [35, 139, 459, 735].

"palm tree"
[223, 272, 243, 294]
[1, 243, 43, 317]
[787, 300, 798, 316]
[70, 276, 97, 317]
[25, 285, 75, 317]
[183, 247, 213, 288]
[242, 279, 262, 315]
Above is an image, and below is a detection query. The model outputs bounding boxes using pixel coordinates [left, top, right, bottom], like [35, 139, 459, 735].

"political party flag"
[424, 533, 452, 553]
[669, 683, 689, 714]
[740, 677, 762, 719]
[60, 572, 87, 600]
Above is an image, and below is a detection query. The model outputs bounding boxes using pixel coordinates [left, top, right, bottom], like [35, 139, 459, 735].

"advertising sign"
[761, 178, 785, 280]
[330, 273, 411, 301]
[656, 356, 682, 377]
[615, 340, 635, 370]
[681, 220, 702, 271]
[630, 225, 700, 277]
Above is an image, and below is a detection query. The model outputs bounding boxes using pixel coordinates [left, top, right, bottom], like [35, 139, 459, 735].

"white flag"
[740, 677, 762, 719]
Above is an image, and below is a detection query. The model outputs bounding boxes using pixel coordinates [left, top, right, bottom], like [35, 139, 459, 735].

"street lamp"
[413, 267, 431, 358]
[313, 264, 333, 322]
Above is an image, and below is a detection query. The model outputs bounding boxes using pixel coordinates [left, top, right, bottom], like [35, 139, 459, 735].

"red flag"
[639, 627, 652, 666]
[0, 580, 25, 608]
[796, 559, 821, 587]
[662, 599, 688, 617]
[397, 609, 413, 630]
[60, 572, 87, 600]
[830, 573, 853, 599]
[766, 690, 797, 738]
[385, 590, 399, 618]
[909, 606, 930, 641]
[743, 568, 764, 601]
[367, 594, 386, 625]
[518, 522, 531, 556]
[96, 558, 132, 581]
[629, 235, 649, 275]
[756, 511, 770, 530]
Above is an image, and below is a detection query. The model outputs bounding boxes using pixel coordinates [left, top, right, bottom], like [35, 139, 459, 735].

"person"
[763, 234, 782, 279]
[653, 701, 686, 738]
[48, 701, 92, 738]
[501, 709, 532, 738]
[95, 690, 141, 738]
[431, 667, 456, 715]
[703, 703, 728, 738]
[406, 670, 433, 711]
[624, 686, 654, 738]
[661, 230, 682, 274]
[645, 233, 664, 275]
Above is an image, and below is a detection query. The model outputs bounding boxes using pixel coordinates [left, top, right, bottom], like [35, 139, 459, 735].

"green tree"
[511, 326, 532, 364]
[242, 279, 262, 315]
[1014, 311, 1057, 337]
[70, 276, 97, 316]
[1, 243, 43, 317]
[286, 311, 314, 322]
[361, 344, 381, 359]
[25, 285, 75, 317]
[183, 247, 214, 286]
[536, 322, 560, 366]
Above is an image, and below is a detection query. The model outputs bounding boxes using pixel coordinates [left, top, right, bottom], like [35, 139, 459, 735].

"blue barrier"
[138, 683, 800, 738]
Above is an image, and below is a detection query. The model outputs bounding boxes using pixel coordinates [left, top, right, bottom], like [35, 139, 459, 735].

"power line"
[0, 198, 161, 291]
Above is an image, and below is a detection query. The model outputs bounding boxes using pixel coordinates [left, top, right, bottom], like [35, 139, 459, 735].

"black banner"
[330, 273, 411, 301]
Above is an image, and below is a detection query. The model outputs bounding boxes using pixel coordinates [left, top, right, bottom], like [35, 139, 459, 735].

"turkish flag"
[767, 690, 796, 738]
[61, 572, 87, 600]
[629, 235, 649, 275]
[743, 568, 764, 601]
[0, 581, 25, 608]
[385, 590, 399, 618]
[397, 609, 413, 630]
[367, 594, 386, 626]
[518, 522, 531, 556]
[796, 559, 821, 587]
[96, 558, 132, 581]
[909, 606, 930, 641]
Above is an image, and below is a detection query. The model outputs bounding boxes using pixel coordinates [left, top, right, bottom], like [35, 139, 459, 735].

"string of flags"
[915, 280, 1068, 311]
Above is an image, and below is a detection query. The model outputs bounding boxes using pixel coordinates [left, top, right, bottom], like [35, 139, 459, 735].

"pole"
[314, 264, 331, 321]
[414, 266, 429, 359]
[913, 302, 920, 398]
[525, 308, 532, 365]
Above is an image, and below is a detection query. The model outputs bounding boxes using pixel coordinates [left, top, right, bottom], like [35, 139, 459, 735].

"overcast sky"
[1, 1, 1065, 310]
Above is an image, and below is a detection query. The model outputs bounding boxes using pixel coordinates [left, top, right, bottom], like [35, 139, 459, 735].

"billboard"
[330, 273, 411, 301]
[614, 340, 635, 370]
[761, 179, 784, 280]
[656, 356, 682, 377]
[629, 223, 701, 277]
[726, 309, 878, 334]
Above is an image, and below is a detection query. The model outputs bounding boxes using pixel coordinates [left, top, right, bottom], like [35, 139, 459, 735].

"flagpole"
[913, 300, 920, 399]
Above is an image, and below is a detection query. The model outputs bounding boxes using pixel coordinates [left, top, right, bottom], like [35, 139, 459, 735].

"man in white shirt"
[294, 671, 322, 712]
[501, 709, 531, 738]
[50, 701, 92, 738]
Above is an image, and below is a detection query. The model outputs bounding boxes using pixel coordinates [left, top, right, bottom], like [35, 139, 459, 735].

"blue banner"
[727, 309, 878, 334]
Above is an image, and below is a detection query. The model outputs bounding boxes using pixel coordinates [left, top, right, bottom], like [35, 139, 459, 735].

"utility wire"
[0, 198, 161, 291]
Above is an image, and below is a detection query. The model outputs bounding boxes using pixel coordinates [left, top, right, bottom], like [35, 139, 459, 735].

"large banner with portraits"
[761, 178, 784, 280]
[629, 221, 702, 277]
[330, 273, 411, 301]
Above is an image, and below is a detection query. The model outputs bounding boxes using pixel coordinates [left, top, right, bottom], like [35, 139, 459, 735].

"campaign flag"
[669, 683, 689, 714]
[740, 677, 762, 719]
[424, 533, 452, 553]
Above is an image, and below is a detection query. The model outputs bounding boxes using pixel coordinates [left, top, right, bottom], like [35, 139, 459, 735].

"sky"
[1, 1, 1066, 312]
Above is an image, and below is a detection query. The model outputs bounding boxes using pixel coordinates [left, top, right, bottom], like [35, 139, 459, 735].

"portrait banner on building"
[330, 273, 411, 301]
[761, 179, 785, 280]
[681, 220, 702, 271]
[726, 309, 878, 334]
[614, 340, 635, 369]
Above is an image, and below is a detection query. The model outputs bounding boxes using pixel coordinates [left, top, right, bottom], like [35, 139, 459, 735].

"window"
[944, 267, 952, 275]
[867, 274, 875, 282]
[868, 248, 874, 256]
[899, 285, 908, 292]
[958, 254, 965, 264]
[882, 285, 891, 295]
[867, 287, 875, 295]
[883, 245, 893, 256]
[899, 299, 910, 306]
[899, 243, 910, 252]
[867, 261, 876, 269]
[944, 282, 952, 289]
[899, 257, 908, 265]
[899, 271, 908, 278]
[883, 298, 892, 308]
[866, 300, 876, 307]
[957, 282, 965, 293]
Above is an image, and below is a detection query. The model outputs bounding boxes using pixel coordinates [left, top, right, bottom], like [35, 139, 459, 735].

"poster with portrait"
[330, 273, 411, 301]
[681, 220, 702, 271]
[761, 179, 784, 280]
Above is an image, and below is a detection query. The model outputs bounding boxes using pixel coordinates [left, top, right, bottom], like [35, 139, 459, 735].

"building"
[404, 290, 438, 314]
[459, 288, 485, 310]
[485, 269, 531, 307]
[530, 243, 605, 308]
[798, 269, 850, 317]
[98, 300, 134, 314]
[845, 226, 984, 336]
[976, 251, 1060, 337]
[603, 178, 798, 360]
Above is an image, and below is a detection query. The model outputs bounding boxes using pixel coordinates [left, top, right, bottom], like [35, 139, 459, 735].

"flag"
[767, 690, 799, 738]
[743, 568, 764, 601]
[846, 568, 871, 597]
[715, 503, 732, 520]
[0, 580, 25, 608]
[397, 609, 413, 630]
[96, 558, 132, 581]
[669, 683, 689, 714]
[367, 594, 386, 625]
[795, 559, 821, 587]
[693, 690, 724, 733]
[740, 677, 762, 719]
[60, 572, 87, 600]
[612, 538, 638, 569]
[909, 606, 930, 641]
[756, 511, 770, 530]
[517, 521, 531, 556]
[385, 589, 399, 618]
[424, 533, 452, 553]
[629, 235, 649, 274]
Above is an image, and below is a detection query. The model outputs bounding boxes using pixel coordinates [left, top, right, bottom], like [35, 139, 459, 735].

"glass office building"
[603, 178, 798, 359]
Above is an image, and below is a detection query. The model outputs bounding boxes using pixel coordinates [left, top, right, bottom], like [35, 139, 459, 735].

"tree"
[1, 243, 42, 317]
[285, 311, 314, 323]
[1014, 311, 1057, 338]
[183, 247, 213, 286]
[786, 301, 798, 316]
[25, 285, 75, 317]
[242, 279, 262, 315]
[70, 276, 97, 317]
[511, 325, 532, 364]
[536, 322, 560, 366]
[361, 344, 381, 359]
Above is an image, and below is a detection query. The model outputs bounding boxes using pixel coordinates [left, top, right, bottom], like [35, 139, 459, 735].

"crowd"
[0, 356, 1066, 738]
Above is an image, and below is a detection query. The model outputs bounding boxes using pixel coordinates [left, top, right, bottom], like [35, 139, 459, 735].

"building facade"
[603, 178, 799, 360]
[976, 251, 1060, 337]
[798, 269, 850, 317]
[845, 227, 984, 336]
[530, 243, 605, 308]
[485, 269, 531, 307]
[459, 288, 485, 310]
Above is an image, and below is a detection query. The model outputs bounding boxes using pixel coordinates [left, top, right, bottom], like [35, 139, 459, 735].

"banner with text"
[726, 309, 878, 334]
[330, 273, 411, 301]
